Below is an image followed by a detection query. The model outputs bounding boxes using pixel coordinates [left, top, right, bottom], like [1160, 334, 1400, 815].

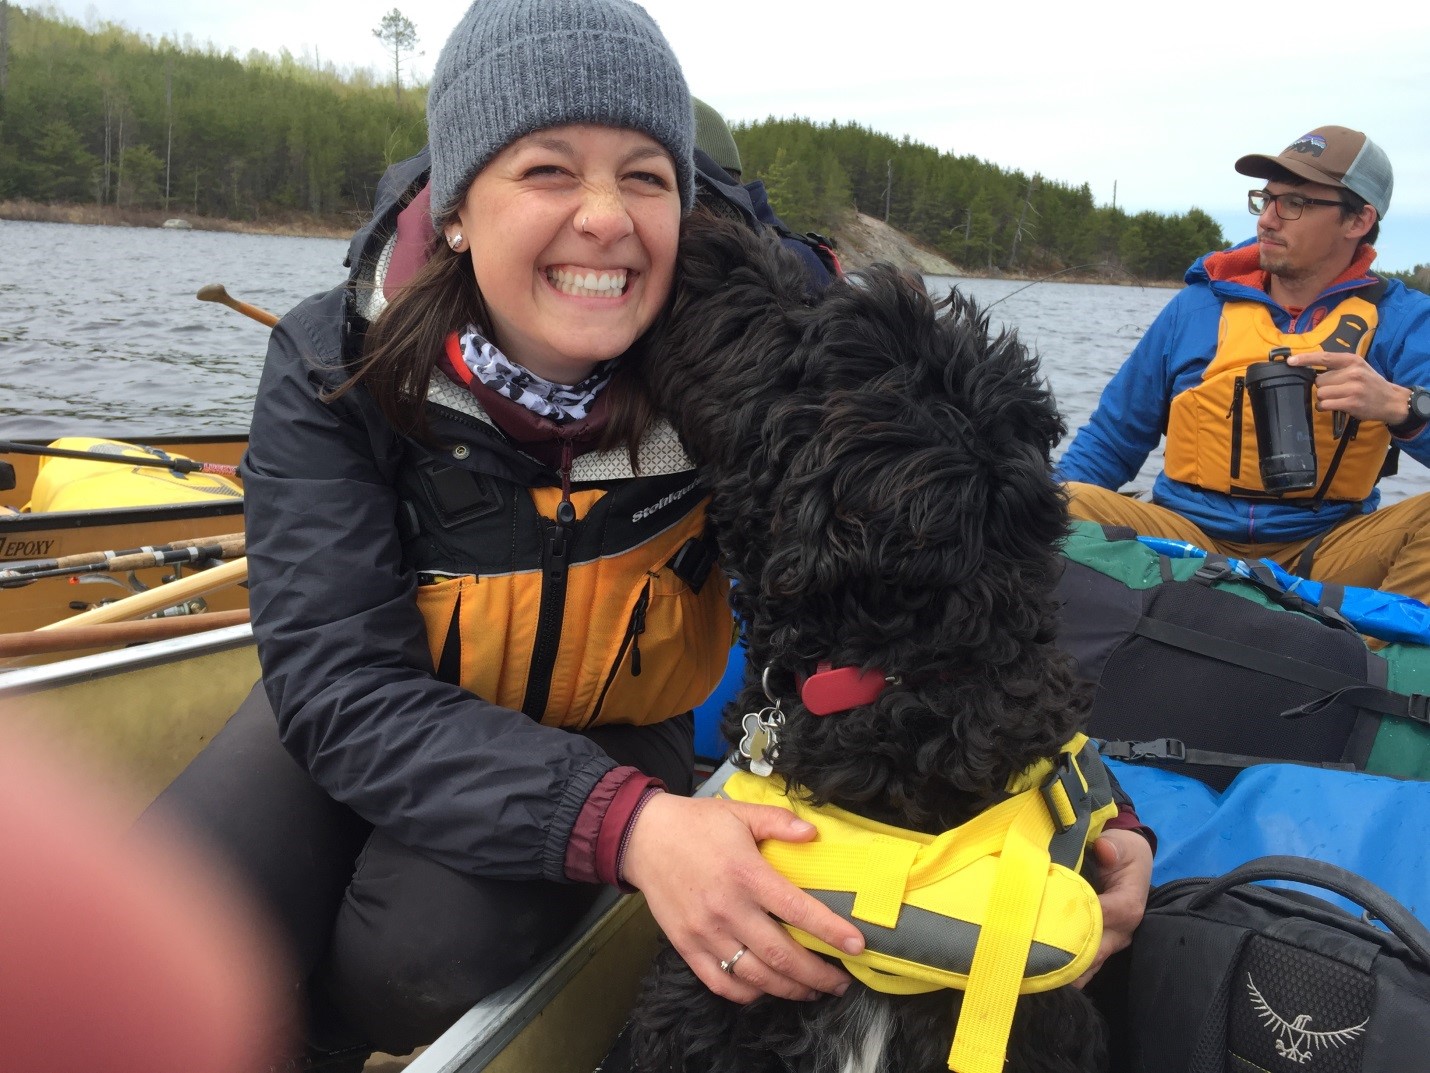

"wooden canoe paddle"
[196, 283, 279, 327]
[36, 556, 250, 629]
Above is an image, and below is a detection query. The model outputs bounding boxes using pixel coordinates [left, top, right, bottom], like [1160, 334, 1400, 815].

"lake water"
[3, 218, 1427, 503]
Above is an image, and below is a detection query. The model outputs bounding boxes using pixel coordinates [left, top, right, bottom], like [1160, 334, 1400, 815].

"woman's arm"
[244, 292, 621, 882]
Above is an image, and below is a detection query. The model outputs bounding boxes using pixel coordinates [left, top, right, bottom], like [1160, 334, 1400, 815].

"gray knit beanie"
[427, 0, 694, 224]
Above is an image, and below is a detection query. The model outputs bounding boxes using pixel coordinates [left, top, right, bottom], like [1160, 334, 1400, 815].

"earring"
[448, 232, 464, 252]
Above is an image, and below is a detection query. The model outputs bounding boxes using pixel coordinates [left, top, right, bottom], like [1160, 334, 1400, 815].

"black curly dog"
[626, 211, 1106, 1073]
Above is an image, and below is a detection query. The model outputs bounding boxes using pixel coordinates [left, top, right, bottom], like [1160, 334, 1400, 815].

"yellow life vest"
[1164, 297, 1388, 502]
[723, 734, 1119, 1073]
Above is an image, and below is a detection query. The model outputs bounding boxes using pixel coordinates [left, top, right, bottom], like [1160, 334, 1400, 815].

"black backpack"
[1129, 855, 1430, 1073]
[1054, 521, 1430, 787]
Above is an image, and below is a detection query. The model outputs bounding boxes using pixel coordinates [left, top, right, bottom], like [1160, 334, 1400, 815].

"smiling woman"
[137, 0, 860, 1069]
[449, 126, 681, 385]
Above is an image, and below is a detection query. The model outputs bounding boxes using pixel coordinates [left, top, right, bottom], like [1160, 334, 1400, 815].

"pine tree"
[373, 9, 418, 106]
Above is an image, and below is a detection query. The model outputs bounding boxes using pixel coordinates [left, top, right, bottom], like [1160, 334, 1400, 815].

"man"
[1059, 125, 1430, 606]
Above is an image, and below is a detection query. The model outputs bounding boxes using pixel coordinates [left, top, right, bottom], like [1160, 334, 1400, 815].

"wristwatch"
[1389, 386, 1430, 436]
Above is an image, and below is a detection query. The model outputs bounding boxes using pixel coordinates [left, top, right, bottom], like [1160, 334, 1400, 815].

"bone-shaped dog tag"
[738, 705, 783, 777]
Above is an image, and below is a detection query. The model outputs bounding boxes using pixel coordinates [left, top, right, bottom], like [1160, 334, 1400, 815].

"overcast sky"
[53, 0, 1430, 271]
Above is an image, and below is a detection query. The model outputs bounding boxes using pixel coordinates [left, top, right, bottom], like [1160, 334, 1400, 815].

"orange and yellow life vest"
[1164, 296, 1389, 502]
[402, 396, 734, 731]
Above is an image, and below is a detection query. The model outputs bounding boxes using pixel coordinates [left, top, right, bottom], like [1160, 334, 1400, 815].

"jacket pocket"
[584, 566, 733, 728]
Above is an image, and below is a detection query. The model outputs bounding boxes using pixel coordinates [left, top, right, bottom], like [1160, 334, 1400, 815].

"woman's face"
[449, 124, 681, 385]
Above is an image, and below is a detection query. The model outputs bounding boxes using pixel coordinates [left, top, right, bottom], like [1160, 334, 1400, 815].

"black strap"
[1130, 615, 1429, 725]
[1098, 737, 1356, 773]
[1293, 532, 1325, 579]
[1309, 416, 1359, 503]
[1189, 558, 1355, 633]
[1185, 932, 1251, 1073]
[1187, 854, 1430, 968]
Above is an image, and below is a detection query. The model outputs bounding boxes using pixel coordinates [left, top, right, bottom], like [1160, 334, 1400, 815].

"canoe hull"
[0, 625, 258, 819]
[1, 435, 247, 634]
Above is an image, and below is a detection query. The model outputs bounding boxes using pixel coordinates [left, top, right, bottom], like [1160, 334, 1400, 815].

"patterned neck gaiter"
[457, 327, 615, 424]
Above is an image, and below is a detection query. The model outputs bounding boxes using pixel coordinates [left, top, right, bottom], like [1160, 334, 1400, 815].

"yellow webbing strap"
[947, 786, 1056, 1073]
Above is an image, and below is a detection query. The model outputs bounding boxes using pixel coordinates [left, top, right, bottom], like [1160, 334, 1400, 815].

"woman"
[149, 0, 864, 1065]
[151, 1, 1153, 1065]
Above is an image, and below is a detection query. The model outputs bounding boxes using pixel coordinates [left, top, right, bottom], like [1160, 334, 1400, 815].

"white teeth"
[548, 266, 627, 298]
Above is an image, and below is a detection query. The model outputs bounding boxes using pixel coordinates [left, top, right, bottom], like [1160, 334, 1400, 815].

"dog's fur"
[628, 211, 1105, 1073]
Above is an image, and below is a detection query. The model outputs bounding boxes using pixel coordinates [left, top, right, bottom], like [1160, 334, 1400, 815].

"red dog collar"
[798, 662, 896, 716]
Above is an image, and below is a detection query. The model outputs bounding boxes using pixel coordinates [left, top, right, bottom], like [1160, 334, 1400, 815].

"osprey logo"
[1246, 974, 1368, 1064]
[1289, 135, 1328, 158]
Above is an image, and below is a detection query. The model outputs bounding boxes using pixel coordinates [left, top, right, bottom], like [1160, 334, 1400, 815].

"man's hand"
[1073, 827, 1153, 988]
[1287, 350, 1410, 426]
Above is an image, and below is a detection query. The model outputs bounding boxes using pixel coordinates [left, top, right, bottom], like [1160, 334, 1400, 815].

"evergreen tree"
[30, 119, 96, 200]
[373, 9, 418, 106]
[116, 143, 162, 208]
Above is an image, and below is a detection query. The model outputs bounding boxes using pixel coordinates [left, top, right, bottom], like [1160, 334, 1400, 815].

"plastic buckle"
[1134, 738, 1187, 762]
[1192, 561, 1233, 585]
[1409, 693, 1430, 727]
[1040, 753, 1082, 834]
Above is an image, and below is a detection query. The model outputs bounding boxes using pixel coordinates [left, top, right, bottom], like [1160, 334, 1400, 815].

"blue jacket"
[1058, 238, 1430, 542]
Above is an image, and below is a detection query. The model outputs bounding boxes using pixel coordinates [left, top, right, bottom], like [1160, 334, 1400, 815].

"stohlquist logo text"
[632, 479, 699, 524]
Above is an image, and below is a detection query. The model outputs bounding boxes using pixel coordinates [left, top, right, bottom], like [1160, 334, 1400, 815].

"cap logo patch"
[1288, 134, 1327, 158]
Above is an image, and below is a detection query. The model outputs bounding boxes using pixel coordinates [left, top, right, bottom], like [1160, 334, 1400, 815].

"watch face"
[1413, 389, 1430, 421]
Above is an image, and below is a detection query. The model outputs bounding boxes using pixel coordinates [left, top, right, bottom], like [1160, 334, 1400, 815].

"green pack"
[1056, 520, 1430, 782]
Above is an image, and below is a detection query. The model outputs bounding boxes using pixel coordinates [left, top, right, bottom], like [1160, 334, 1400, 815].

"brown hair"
[334, 229, 660, 458]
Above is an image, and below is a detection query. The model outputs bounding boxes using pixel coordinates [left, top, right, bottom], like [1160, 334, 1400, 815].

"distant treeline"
[734, 119, 1225, 280]
[12, 7, 1425, 289]
[0, 5, 427, 221]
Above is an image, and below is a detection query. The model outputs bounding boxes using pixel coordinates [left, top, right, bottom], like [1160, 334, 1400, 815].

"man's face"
[1254, 180, 1364, 283]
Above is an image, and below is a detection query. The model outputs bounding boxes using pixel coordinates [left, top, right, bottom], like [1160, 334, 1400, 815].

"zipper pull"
[550, 440, 577, 565]
[1227, 376, 1245, 419]
[630, 578, 651, 677]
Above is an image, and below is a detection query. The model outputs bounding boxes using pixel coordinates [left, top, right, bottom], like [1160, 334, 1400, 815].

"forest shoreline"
[1, 199, 1179, 287]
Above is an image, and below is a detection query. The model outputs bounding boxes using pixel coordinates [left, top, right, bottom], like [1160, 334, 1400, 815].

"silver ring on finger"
[719, 946, 748, 974]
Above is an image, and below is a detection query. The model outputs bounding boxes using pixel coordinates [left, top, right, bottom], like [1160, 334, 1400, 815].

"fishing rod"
[196, 283, 280, 327]
[0, 535, 245, 588]
[0, 439, 240, 477]
[983, 262, 1148, 312]
[0, 531, 244, 577]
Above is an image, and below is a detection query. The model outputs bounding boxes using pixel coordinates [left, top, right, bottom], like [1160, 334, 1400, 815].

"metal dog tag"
[738, 704, 784, 777]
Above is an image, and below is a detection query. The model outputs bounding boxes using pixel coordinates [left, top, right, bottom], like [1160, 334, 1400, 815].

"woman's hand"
[1074, 827, 1153, 988]
[620, 792, 862, 1003]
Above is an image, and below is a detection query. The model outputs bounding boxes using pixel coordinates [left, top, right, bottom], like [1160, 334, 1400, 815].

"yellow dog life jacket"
[1164, 297, 1387, 502]
[723, 734, 1119, 1073]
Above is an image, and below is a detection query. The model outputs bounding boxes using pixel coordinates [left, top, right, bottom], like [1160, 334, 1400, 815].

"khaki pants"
[1064, 482, 1430, 609]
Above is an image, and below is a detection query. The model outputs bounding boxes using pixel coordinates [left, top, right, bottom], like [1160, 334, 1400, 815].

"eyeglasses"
[1248, 189, 1345, 221]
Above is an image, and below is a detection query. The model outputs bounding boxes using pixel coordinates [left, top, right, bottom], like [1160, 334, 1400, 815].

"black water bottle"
[1245, 347, 1318, 493]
